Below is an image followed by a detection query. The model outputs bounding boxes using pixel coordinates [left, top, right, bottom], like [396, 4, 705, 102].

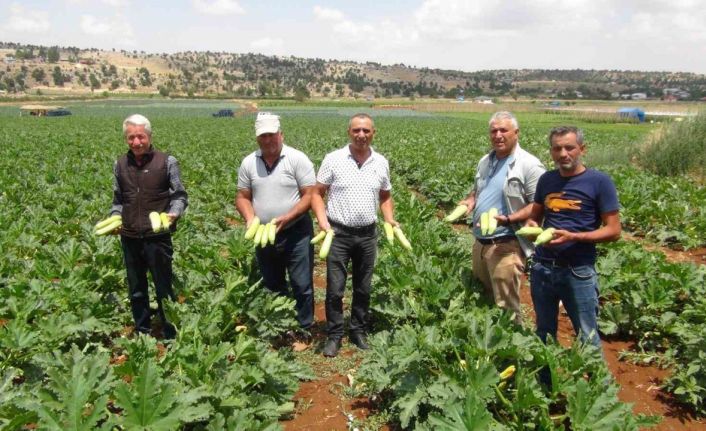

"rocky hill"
[1, 41, 705, 101]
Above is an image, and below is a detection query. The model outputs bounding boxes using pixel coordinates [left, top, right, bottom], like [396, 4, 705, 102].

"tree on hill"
[47, 46, 60, 63]
[89, 73, 101, 91]
[31, 68, 46, 82]
[294, 82, 310, 102]
[138, 67, 152, 86]
[52, 67, 64, 86]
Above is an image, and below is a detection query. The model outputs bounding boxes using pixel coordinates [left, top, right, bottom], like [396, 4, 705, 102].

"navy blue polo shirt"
[534, 168, 619, 266]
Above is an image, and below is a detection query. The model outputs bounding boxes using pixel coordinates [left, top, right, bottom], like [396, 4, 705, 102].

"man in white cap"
[235, 112, 317, 343]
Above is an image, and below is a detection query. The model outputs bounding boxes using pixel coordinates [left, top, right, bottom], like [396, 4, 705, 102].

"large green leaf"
[34, 346, 116, 431]
[114, 360, 212, 430]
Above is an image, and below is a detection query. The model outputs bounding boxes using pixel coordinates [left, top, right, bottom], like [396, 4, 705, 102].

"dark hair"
[548, 126, 584, 145]
[349, 113, 375, 129]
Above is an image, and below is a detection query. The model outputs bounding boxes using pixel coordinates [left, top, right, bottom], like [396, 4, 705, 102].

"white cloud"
[312, 6, 415, 51]
[250, 37, 285, 55]
[66, 0, 130, 6]
[101, 0, 130, 6]
[6, 3, 50, 33]
[81, 15, 112, 35]
[313, 6, 344, 22]
[192, 0, 244, 15]
[80, 14, 136, 46]
[412, 0, 603, 40]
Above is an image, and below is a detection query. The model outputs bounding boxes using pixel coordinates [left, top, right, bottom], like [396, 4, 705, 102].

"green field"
[1, 100, 704, 429]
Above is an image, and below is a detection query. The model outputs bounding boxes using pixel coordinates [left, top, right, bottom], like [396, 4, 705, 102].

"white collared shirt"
[317, 144, 392, 227]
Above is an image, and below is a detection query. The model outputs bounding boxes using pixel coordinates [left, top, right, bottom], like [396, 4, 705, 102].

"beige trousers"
[472, 238, 525, 324]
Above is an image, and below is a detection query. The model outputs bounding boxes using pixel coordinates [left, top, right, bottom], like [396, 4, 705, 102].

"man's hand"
[317, 217, 331, 232]
[385, 219, 400, 228]
[547, 229, 575, 246]
[459, 199, 475, 214]
[273, 215, 290, 233]
[167, 213, 177, 224]
[524, 219, 539, 228]
[495, 214, 510, 226]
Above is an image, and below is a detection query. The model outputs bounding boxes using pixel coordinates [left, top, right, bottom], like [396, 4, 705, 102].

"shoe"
[322, 338, 341, 357]
[349, 332, 369, 350]
[296, 329, 313, 345]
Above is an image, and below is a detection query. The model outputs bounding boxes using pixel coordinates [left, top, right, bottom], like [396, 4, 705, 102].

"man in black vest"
[108, 114, 188, 339]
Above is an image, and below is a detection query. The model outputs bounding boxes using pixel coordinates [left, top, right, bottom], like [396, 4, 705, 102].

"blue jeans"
[530, 261, 601, 348]
[255, 215, 314, 329]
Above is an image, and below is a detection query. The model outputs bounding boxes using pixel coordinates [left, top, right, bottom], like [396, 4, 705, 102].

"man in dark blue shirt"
[525, 126, 621, 351]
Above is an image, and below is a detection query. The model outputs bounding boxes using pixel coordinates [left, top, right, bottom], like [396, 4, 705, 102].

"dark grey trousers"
[325, 224, 377, 339]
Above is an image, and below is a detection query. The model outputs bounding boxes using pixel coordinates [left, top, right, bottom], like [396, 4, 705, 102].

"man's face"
[488, 119, 519, 158]
[256, 131, 283, 156]
[348, 117, 375, 151]
[125, 124, 151, 158]
[550, 132, 585, 173]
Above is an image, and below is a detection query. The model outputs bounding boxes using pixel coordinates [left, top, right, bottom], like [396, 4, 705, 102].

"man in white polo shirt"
[312, 113, 399, 357]
[236, 112, 317, 342]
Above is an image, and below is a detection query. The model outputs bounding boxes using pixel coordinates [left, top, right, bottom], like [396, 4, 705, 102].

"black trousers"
[120, 235, 177, 339]
[325, 223, 377, 339]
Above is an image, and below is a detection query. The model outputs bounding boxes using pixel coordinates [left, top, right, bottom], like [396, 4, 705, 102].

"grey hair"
[548, 126, 584, 146]
[488, 111, 519, 130]
[348, 113, 375, 129]
[123, 114, 152, 135]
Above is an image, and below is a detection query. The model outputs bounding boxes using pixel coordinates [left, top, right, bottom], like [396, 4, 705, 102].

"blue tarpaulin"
[618, 108, 645, 122]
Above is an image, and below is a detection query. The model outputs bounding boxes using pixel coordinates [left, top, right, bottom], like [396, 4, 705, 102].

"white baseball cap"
[255, 112, 280, 136]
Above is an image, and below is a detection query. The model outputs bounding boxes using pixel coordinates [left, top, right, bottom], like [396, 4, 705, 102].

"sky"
[1, 0, 705, 74]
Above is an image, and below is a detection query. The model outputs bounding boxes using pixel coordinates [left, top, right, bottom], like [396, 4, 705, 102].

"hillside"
[1, 41, 705, 101]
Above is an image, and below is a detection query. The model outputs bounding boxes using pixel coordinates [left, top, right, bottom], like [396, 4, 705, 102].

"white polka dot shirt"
[317, 144, 392, 227]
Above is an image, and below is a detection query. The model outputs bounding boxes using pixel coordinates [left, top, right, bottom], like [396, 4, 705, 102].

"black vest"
[116, 149, 175, 238]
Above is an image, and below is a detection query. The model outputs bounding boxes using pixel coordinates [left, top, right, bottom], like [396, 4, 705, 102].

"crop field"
[1, 100, 705, 430]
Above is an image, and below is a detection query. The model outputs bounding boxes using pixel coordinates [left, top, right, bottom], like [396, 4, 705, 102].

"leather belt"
[476, 235, 516, 245]
[533, 256, 574, 268]
[330, 220, 377, 236]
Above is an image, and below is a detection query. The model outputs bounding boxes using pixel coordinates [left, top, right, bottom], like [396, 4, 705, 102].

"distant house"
[3, 55, 15, 64]
[631, 93, 647, 100]
[474, 96, 493, 104]
[610, 92, 621, 99]
[663, 88, 690, 100]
